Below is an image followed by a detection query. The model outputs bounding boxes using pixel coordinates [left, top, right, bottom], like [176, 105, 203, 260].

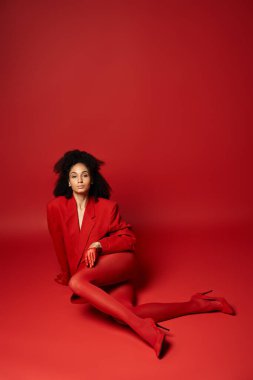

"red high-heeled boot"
[143, 318, 169, 358]
[191, 290, 236, 315]
[113, 316, 169, 358]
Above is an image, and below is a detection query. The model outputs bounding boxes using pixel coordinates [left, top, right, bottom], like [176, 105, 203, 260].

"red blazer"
[46, 195, 136, 281]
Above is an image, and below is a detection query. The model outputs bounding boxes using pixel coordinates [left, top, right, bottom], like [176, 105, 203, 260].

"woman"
[47, 149, 235, 358]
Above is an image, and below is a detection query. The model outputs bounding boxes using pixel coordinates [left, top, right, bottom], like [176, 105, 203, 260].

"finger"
[90, 250, 95, 266]
[90, 254, 94, 267]
[92, 250, 96, 266]
[87, 251, 92, 267]
[91, 248, 95, 258]
[84, 255, 89, 267]
[91, 252, 97, 267]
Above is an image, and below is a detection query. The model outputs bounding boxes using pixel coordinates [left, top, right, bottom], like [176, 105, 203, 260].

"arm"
[97, 202, 136, 254]
[46, 203, 70, 285]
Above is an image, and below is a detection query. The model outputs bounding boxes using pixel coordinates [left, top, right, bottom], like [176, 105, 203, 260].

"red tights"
[68, 252, 214, 348]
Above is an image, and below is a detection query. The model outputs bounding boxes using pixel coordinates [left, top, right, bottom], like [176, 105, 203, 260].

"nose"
[78, 176, 83, 183]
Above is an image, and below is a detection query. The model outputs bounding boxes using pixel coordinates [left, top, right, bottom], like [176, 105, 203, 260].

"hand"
[84, 247, 99, 268]
[54, 272, 70, 286]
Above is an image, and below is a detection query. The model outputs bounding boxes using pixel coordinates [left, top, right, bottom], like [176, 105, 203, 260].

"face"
[68, 162, 92, 196]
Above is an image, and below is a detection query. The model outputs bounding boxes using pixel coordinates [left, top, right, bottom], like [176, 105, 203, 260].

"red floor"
[1, 224, 252, 380]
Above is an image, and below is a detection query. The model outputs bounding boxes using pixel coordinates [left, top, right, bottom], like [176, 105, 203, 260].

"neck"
[73, 192, 89, 209]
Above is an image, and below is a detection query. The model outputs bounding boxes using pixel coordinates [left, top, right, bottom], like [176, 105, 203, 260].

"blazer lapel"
[65, 195, 79, 238]
[65, 195, 96, 269]
[77, 195, 96, 263]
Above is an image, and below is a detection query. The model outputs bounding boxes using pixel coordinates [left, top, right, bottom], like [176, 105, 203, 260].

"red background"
[1, 1, 253, 379]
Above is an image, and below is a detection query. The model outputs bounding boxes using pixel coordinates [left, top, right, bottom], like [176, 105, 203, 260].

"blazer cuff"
[98, 239, 109, 254]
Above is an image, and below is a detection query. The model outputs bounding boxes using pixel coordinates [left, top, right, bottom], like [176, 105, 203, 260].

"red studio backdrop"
[1, 1, 253, 379]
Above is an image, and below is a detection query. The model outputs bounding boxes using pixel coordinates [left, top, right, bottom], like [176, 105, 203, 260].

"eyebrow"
[70, 170, 89, 174]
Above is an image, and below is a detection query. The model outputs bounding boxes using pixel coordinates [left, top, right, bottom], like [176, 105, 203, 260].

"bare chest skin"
[77, 207, 85, 230]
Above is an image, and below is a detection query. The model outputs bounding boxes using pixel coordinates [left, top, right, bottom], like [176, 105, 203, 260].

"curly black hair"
[52, 149, 111, 200]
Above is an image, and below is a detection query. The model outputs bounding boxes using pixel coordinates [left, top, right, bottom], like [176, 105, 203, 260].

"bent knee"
[68, 275, 78, 292]
[69, 272, 91, 293]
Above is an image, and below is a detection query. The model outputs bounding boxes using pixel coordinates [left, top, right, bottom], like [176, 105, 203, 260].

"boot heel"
[156, 323, 170, 332]
[200, 290, 213, 296]
[192, 290, 236, 316]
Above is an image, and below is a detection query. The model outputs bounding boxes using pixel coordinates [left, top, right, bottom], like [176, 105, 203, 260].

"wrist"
[89, 242, 102, 249]
[88, 242, 102, 254]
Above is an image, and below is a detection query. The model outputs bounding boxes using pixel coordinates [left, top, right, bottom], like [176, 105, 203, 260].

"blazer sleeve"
[46, 202, 70, 282]
[98, 202, 136, 254]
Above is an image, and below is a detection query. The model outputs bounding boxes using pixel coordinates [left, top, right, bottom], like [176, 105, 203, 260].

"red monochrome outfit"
[46, 194, 136, 282]
[46, 192, 234, 358]
[47, 193, 168, 356]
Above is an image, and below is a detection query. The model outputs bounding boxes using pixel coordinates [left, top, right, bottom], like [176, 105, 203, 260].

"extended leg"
[69, 253, 165, 355]
[108, 282, 221, 323]
[131, 300, 214, 322]
[71, 274, 225, 322]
